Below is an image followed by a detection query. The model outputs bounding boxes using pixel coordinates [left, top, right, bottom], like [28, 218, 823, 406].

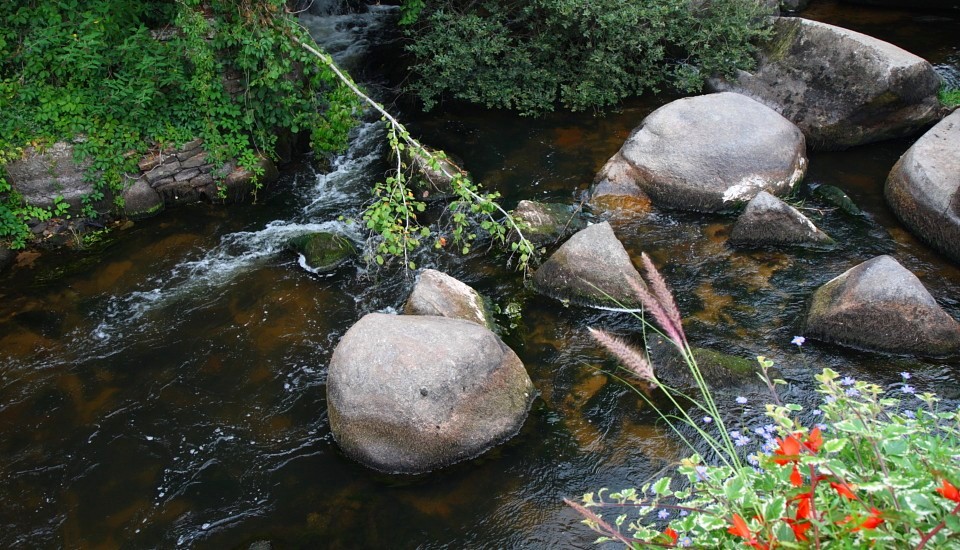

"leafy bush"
[0, 0, 359, 247]
[400, 0, 771, 115]
[569, 256, 960, 548]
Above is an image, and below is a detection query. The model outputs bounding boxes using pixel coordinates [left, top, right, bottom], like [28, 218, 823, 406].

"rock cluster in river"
[590, 92, 807, 212]
[327, 313, 534, 474]
[710, 17, 942, 150]
[885, 110, 960, 264]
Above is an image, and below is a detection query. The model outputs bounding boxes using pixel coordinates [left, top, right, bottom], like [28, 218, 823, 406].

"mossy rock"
[288, 232, 357, 274]
[647, 334, 758, 389]
[812, 184, 862, 216]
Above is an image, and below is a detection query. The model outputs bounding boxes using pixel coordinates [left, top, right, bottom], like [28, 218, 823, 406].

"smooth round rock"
[327, 313, 534, 474]
[590, 92, 806, 212]
[803, 255, 960, 355]
[122, 177, 164, 220]
[885, 110, 960, 264]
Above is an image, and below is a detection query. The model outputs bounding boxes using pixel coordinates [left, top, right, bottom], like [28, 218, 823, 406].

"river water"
[0, 2, 958, 548]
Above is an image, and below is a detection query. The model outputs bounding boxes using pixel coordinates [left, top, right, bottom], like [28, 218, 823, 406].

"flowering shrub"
[568, 255, 960, 548]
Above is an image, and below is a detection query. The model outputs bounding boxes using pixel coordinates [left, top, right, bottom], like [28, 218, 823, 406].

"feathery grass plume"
[640, 252, 687, 347]
[588, 328, 657, 386]
[625, 276, 684, 350]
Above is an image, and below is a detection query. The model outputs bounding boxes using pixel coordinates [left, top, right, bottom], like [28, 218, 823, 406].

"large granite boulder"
[3, 142, 111, 215]
[327, 313, 534, 473]
[710, 17, 943, 150]
[532, 222, 646, 308]
[403, 269, 495, 330]
[803, 255, 960, 355]
[730, 191, 833, 247]
[508, 200, 586, 246]
[590, 92, 806, 212]
[885, 110, 960, 264]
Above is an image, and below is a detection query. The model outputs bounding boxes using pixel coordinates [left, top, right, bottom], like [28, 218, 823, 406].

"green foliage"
[940, 85, 960, 108]
[0, 0, 358, 248]
[401, 0, 771, 115]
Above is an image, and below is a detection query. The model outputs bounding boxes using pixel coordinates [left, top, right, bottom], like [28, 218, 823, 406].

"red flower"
[773, 435, 802, 465]
[663, 527, 678, 544]
[830, 481, 858, 500]
[854, 508, 884, 531]
[727, 514, 768, 549]
[789, 464, 803, 487]
[804, 427, 823, 453]
[937, 479, 960, 503]
[794, 492, 812, 521]
[786, 519, 811, 542]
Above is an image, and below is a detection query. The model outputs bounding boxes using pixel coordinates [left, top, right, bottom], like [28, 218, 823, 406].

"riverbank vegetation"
[399, 0, 772, 115]
[571, 260, 960, 548]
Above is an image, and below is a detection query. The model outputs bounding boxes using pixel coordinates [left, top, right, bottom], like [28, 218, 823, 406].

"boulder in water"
[508, 200, 586, 246]
[812, 184, 863, 216]
[590, 92, 807, 213]
[710, 17, 943, 150]
[803, 255, 960, 355]
[122, 177, 164, 220]
[885, 110, 960, 264]
[403, 269, 495, 330]
[730, 191, 833, 247]
[532, 222, 646, 308]
[327, 313, 535, 474]
[288, 232, 357, 273]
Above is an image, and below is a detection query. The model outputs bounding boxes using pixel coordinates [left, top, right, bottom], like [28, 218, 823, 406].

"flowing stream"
[0, 2, 959, 547]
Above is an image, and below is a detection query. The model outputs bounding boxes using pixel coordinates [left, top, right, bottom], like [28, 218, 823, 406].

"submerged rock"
[288, 232, 357, 273]
[590, 92, 806, 213]
[407, 146, 468, 200]
[710, 17, 943, 150]
[803, 255, 960, 355]
[885, 110, 960, 264]
[508, 200, 586, 246]
[327, 313, 535, 474]
[532, 222, 645, 308]
[646, 334, 759, 390]
[403, 269, 495, 330]
[812, 184, 863, 216]
[730, 191, 833, 247]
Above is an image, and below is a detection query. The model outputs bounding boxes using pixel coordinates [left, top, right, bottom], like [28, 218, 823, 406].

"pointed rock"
[885, 110, 960, 264]
[532, 222, 645, 308]
[803, 255, 960, 355]
[404, 269, 495, 330]
[730, 191, 833, 247]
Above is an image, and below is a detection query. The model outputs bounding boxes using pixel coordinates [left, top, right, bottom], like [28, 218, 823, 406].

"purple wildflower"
[702, 416, 713, 424]
[845, 388, 860, 397]
[747, 455, 760, 466]
[735, 435, 751, 447]
[900, 372, 912, 380]
[695, 465, 709, 481]
[902, 385, 916, 394]
[658, 509, 670, 519]
[791, 335, 805, 347]
[736, 396, 748, 405]
[903, 410, 916, 419]
[841, 376, 856, 386]
[679, 537, 693, 547]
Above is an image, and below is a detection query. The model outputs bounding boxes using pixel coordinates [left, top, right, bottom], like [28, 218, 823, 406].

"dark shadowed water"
[0, 2, 958, 548]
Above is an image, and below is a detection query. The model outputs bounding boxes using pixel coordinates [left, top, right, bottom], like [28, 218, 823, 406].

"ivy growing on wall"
[0, 0, 359, 248]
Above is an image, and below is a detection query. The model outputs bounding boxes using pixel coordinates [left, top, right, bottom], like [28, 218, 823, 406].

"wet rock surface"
[403, 269, 495, 329]
[590, 92, 807, 212]
[327, 313, 535, 474]
[730, 191, 833, 248]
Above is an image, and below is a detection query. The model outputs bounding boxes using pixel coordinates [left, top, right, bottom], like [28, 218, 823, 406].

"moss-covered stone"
[288, 232, 357, 274]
